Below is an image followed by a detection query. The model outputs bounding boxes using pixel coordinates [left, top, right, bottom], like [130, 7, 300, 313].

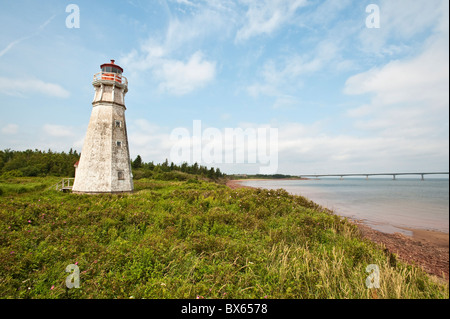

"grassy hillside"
[0, 177, 448, 299]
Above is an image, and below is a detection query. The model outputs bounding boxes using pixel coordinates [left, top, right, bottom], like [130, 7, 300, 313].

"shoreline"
[226, 179, 449, 280]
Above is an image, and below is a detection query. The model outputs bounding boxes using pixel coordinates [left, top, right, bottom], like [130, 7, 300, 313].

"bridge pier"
[421, 174, 424, 181]
[340, 176, 343, 180]
[366, 175, 369, 180]
[393, 174, 396, 180]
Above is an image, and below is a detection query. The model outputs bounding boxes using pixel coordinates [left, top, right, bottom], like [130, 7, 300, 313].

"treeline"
[0, 149, 80, 178]
[0, 149, 225, 181]
[131, 155, 225, 181]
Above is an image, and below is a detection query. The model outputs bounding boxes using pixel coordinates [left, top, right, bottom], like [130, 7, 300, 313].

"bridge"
[50, 178, 74, 192]
[298, 172, 449, 180]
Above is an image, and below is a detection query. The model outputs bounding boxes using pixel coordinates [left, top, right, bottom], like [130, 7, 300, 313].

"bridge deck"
[298, 172, 449, 180]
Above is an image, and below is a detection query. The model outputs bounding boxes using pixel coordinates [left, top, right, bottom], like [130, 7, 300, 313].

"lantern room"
[93, 59, 127, 88]
[101, 59, 123, 74]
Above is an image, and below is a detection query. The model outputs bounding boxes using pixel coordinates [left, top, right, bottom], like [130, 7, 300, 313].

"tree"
[208, 167, 215, 179]
[132, 155, 143, 169]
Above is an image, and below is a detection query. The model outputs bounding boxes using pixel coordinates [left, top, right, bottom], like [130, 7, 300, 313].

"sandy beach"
[227, 179, 449, 281]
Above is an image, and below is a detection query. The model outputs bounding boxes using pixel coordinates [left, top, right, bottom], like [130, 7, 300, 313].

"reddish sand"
[226, 179, 449, 281]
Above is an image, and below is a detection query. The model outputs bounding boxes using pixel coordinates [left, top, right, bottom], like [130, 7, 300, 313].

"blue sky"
[0, 0, 448, 175]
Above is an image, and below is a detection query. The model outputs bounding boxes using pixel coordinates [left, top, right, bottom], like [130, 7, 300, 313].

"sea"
[240, 178, 449, 235]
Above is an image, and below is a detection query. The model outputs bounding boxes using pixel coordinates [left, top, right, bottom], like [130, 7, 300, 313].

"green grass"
[0, 177, 448, 299]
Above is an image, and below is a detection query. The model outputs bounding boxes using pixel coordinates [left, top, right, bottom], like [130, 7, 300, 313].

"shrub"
[1, 169, 24, 179]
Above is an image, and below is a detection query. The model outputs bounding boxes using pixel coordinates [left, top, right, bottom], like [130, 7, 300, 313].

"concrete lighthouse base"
[72, 102, 134, 194]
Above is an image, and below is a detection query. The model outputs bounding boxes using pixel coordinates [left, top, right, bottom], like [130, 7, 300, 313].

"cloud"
[358, 0, 445, 55]
[0, 77, 70, 98]
[0, 36, 31, 59]
[43, 124, 74, 137]
[123, 47, 216, 95]
[236, 0, 307, 42]
[0, 14, 56, 58]
[121, 3, 227, 95]
[272, 96, 297, 110]
[273, 120, 448, 174]
[1, 124, 19, 135]
[344, 28, 449, 140]
[339, 8, 449, 173]
[246, 39, 340, 98]
[157, 51, 216, 95]
[128, 119, 173, 162]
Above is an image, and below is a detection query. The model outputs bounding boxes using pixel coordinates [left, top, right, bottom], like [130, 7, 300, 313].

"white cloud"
[272, 96, 299, 109]
[124, 48, 216, 95]
[246, 39, 340, 98]
[43, 124, 74, 137]
[1, 124, 19, 135]
[0, 14, 56, 59]
[236, 0, 307, 41]
[174, 0, 196, 6]
[345, 29, 449, 140]
[0, 77, 70, 98]
[345, 40, 448, 104]
[121, 3, 227, 95]
[339, 8, 449, 173]
[274, 121, 448, 174]
[157, 51, 216, 95]
[0, 36, 31, 58]
[359, 0, 445, 55]
[128, 119, 173, 162]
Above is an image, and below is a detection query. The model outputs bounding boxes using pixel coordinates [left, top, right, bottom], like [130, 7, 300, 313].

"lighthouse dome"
[100, 59, 123, 74]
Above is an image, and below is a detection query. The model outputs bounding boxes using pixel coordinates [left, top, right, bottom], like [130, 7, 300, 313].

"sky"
[0, 0, 448, 175]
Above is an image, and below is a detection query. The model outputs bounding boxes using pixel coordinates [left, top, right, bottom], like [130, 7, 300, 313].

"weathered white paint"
[72, 65, 133, 194]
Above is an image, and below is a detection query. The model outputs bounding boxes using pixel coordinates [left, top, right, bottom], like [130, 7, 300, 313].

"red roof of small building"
[100, 59, 123, 73]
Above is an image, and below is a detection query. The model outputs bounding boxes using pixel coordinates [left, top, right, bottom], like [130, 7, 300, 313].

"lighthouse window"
[116, 141, 122, 147]
[115, 120, 122, 128]
[118, 171, 125, 180]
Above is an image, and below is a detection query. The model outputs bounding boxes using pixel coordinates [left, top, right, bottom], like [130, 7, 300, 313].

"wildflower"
[75, 261, 78, 265]
[28, 220, 31, 223]
[51, 285, 54, 290]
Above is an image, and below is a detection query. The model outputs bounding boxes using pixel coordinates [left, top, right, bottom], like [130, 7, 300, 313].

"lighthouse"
[72, 60, 134, 193]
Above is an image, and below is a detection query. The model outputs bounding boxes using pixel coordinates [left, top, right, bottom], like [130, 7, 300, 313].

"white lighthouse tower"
[72, 60, 134, 193]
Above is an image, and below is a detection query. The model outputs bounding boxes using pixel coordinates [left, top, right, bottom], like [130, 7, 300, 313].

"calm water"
[241, 178, 449, 235]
